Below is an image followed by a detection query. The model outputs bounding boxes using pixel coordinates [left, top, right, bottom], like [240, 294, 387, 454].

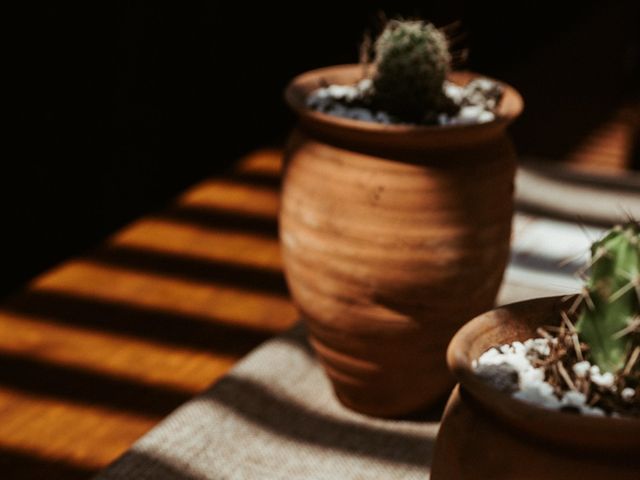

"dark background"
[6, 1, 639, 297]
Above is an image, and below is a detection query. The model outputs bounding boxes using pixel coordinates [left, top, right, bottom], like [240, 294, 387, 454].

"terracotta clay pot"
[431, 296, 640, 479]
[280, 65, 523, 416]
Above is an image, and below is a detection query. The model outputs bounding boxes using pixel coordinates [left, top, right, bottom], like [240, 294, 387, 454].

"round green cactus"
[371, 20, 452, 122]
[576, 221, 640, 373]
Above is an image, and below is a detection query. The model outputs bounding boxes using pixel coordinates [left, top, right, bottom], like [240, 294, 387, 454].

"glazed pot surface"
[431, 296, 640, 479]
[280, 65, 523, 416]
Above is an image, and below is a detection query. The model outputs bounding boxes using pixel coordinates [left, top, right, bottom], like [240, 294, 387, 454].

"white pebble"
[468, 77, 494, 90]
[344, 107, 375, 121]
[621, 388, 635, 401]
[477, 111, 495, 123]
[356, 78, 372, 94]
[581, 405, 607, 417]
[589, 366, 615, 389]
[560, 390, 606, 416]
[457, 105, 485, 124]
[524, 338, 551, 357]
[375, 111, 393, 124]
[514, 382, 562, 410]
[326, 84, 359, 102]
[572, 361, 591, 378]
[561, 390, 587, 408]
[443, 81, 464, 103]
[462, 78, 503, 110]
[437, 113, 450, 126]
[519, 366, 545, 385]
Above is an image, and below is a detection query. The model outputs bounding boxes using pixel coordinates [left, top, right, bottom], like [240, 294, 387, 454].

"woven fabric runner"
[94, 208, 637, 479]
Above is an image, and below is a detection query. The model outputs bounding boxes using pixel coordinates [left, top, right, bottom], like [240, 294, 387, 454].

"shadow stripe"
[227, 170, 281, 190]
[156, 204, 278, 238]
[0, 445, 97, 480]
[0, 351, 192, 417]
[2, 290, 273, 353]
[95, 450, 204, 480]
[509, 250, 582, 276]
[85, 245, 288, 297]
[207, 375, 438, 467]
[515, 202, 620, 229]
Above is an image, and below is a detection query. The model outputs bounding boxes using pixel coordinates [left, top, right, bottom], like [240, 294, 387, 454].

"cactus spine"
[576, 222, 640, 373]
[372, 20, 452, 122]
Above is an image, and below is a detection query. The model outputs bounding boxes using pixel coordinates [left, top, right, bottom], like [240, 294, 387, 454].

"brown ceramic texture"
[280, 65, 524, 416]
[431, 296, 640, 479]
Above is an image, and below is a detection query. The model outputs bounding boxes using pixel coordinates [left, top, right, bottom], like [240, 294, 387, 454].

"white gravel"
[473, 339, 608, 416]
[622, 388, 636, 402]
[307, 79, 396, 123]
[589, 365, 615, 388]
[306, 77, 501, 125]
[438, 79, 499, 125]
[572, 360, 591, 378]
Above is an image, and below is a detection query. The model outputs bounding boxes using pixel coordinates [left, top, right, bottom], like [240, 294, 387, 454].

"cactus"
[371, 20, 453, 122]
[576, 222, 640, 373]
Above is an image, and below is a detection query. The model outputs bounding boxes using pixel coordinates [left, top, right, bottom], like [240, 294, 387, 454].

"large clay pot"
[280, 65, 523, 416]
[431, 296, 640, 479]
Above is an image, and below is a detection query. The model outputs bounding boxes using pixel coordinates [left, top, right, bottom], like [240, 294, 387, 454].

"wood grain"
[0, 149, 296, 479]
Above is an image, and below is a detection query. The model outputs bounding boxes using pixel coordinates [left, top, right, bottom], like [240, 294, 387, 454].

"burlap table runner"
[95, 205, 638, 479]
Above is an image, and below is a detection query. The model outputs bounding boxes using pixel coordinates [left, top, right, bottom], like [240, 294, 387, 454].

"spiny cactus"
[371, 20, 452, 123]
[576, 222, 640, 373]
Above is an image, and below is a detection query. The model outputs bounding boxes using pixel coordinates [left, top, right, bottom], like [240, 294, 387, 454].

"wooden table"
[0, 150, 297, 479]
[1, 103, 637, 479]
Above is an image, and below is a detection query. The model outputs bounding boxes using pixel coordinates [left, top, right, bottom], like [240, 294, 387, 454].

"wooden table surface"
[0, 149, 297, 479]
[0, 104, 637, 480]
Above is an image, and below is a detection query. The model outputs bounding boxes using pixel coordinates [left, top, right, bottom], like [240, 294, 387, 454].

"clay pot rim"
[447, 296, 639, 451]
[284, 64, 524, 136]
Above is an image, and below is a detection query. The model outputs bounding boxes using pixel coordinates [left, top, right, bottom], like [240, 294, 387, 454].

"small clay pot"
[280, 65, 523, 416]
[431, 296, 640, 479]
